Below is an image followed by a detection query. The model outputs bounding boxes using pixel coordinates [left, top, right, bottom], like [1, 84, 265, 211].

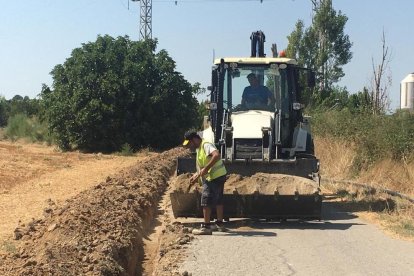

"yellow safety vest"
[196, 140, 227, 181]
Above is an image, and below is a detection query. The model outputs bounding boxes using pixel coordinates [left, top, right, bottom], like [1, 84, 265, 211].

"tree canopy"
[0, 95, 41, 127]
[41, 35, 199, 152]
[286, 0, 352, 106]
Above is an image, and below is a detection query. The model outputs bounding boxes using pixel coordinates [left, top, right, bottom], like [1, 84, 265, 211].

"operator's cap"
[182, 130, 200, 146]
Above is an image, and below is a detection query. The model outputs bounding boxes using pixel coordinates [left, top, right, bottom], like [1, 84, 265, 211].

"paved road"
[179, 202, 414, 276]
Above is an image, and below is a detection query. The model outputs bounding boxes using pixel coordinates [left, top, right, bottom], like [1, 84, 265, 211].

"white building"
[400, 73, 414, 110]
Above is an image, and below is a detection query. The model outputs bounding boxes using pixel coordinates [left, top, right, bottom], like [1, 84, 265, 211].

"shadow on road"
[226, 201, 364, 231]
[221, 230, 277, 237]
[179, 201, 365, 234]
[221, 218, 363, 232]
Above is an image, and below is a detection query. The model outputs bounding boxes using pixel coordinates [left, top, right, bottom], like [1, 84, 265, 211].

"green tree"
[41, 35, 199, 152]
[0, 96, 8, 127]
[286, 0, 352, 105]
[8, 95, 40, 117]
[347, 87, 372, 113]
[286, 20, 305, 64]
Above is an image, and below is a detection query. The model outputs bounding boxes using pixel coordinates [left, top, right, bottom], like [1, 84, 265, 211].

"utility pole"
[131, 0, 152, 40]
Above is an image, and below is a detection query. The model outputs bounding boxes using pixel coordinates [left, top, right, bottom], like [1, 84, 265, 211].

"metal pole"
[139, 0, 152, 40]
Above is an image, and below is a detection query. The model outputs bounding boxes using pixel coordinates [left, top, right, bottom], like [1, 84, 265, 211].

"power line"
[153, 0, 272, 2]
[131, 0, 279, 41]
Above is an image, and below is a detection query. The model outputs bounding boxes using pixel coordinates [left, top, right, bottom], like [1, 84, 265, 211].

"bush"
[118, 143, 134, 156]
[5, 114, 52, 143]
[312, 110, 414, 170]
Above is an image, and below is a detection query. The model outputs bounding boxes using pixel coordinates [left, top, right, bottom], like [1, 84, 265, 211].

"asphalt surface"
[179, 202, 414, 276]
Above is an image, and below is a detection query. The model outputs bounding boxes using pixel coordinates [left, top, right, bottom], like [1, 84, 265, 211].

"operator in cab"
[241, 73, 273, 110]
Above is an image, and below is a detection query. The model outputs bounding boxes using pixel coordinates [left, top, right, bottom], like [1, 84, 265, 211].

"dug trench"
[0, 146, 320, 275]
[0, 147, 190, 275]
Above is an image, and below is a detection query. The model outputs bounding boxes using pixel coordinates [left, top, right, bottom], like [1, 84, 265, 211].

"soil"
[0, 141, 154, 247]
[0, 140, 189, 275]
[142, 182, 195, 276]
[173, 172, 319, 195]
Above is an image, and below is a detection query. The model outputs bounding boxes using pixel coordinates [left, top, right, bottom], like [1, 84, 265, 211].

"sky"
[1, 0, 413, 111]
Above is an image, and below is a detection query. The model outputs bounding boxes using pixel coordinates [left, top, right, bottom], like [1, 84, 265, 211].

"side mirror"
[207, 86, 213, 91]
[292, 102, 304, 110]
[231, 69, 240, 78]
[208, 102, 217, 110]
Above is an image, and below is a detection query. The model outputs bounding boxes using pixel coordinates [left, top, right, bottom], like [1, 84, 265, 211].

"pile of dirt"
[0, 141, 151, 247]
[0, 147, 188, 276]
[173, 173, 319, 195]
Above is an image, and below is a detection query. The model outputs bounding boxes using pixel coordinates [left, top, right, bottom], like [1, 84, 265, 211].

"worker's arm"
[199, 150, 220, 177]
[189, 150, 220, 184]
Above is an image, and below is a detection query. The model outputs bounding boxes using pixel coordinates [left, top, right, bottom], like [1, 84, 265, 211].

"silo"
[400, 73, 414, 110]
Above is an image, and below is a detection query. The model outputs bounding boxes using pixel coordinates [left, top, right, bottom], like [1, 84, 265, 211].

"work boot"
[192, 224, 212, 235]
[209, 224, 218, 231]
[213, 221, 229, 232]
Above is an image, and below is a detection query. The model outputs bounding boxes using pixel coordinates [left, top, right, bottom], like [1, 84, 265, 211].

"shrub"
[5, 113, 52, 143]
[312, 110, 414, 170]
[118, 143, 134, 156]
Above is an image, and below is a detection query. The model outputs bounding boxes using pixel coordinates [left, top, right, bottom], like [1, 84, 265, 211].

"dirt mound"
[173, 173, 319, 195]
[0, 147, 188, 276]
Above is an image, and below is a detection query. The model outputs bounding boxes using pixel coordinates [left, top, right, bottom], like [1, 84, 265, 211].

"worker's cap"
[182, 130, 200, 146]
[247, 73, 257, 80]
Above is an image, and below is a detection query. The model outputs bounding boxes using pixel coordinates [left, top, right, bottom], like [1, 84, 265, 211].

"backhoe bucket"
[170, 191, 322, 220]
[171, 157, 322, 220]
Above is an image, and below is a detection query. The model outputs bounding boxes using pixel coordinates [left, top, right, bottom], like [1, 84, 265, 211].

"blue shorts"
[201, 175, 226, 207]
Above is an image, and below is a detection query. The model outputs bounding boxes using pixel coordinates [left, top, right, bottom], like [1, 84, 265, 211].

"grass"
[118, 143, 134, 156]
[316, 136, 414, 197]
[4, 114, 53, 144]
[386, 214, 414, 238]
[312, 110, 414, 171]
[323, 181, 414, 240]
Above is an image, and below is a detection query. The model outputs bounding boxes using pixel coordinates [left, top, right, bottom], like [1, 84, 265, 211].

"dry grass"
[358, 159, 414, 197]
[315, 136, 414, 197]
[317, 136, 414, 240]
[323, 175, 414, 241]
[315, 137, 355, 179]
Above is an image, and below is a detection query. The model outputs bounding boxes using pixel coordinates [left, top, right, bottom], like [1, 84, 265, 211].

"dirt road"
[179, 202, 414, 276]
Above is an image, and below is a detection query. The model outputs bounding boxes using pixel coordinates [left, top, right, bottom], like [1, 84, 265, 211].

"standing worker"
[182, 131, 228, 235]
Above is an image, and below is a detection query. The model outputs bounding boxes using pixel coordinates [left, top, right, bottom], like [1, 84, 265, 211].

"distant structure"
[131, 0, 152, 40]
[400, 73, 414, 111]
